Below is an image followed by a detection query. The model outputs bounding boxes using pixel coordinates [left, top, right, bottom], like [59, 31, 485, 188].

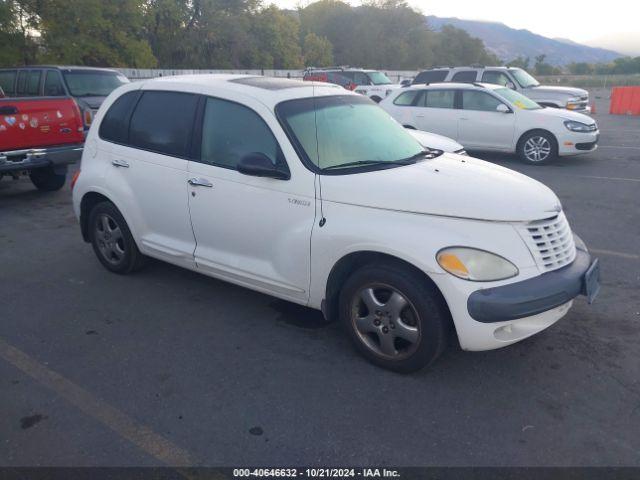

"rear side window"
[0, 70, 17, 96]
[16, 71, 28, 95]
[420, 90, 455, 109]
[461, 91, 503, 111]
[413, 70, 448, 84]
[200, 97, 281, 169]
[44, 71, 65, 96]
[129, 91, 198, 157]
[393, 91, 420, 106]
[451, 70, 478, 83]
[99, 91, 140, 144]
[25, 70, 42, 96]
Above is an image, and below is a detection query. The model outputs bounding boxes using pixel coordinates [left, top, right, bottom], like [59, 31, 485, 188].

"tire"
[29, 166, 66, 191]
[88, 201, 145, 274]
[339, 262, 450, 373]
[517, 131, 557, 165]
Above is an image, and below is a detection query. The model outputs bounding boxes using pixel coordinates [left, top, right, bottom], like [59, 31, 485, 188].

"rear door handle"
[111, 159, 129, 168]
[188, 177, 213, 187]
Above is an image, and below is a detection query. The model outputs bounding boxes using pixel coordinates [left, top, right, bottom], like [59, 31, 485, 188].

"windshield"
[62, 70, 129, 97]
[494, 88, 542, 110]
[367, 71, 392, 85]
[277, 95, 427, 173]
[510, 69, 539, 88]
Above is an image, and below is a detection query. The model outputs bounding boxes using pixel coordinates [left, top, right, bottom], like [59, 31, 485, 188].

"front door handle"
[188, 177, 213, 187]
[111, 159, 129, 168]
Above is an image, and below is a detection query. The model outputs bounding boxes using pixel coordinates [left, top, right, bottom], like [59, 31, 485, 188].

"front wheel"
[29, 166, 66, 191]
[339, 262, 450, 373]
[518, 131, 557, 164]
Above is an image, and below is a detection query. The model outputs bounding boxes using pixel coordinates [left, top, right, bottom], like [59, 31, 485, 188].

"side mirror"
[237, 152, 290, 180]
[506, 81, 516, 90]
[496, 104, 511, 113]
[400, 79, 411, 87]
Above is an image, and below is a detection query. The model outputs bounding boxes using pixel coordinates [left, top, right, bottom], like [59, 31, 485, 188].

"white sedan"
[380, 82, 599, 164]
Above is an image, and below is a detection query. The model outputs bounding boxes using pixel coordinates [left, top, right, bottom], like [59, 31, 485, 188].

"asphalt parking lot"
[1, 90, 639, 468]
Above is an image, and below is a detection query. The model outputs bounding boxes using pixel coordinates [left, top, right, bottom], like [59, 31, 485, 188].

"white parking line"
[590, 248, 640, 260]
[574, 175, 640, 183]
[598, 145, 640, 150]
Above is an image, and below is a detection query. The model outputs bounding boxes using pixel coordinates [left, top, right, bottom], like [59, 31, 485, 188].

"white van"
[72, 75, 599, 372]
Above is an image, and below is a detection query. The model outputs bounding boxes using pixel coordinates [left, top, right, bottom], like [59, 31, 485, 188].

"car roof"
[1, 65, 123, 73]
[136, 74, 348, 109]
[401, 82, 502, 91]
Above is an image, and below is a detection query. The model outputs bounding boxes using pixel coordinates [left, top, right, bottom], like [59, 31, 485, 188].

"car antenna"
[313, 81, 327, 227]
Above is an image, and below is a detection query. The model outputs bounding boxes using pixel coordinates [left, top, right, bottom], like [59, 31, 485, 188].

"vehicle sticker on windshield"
[56, 111, 63, 118]
[21, 114, 28, 121]
[513, 100, 526, 109]
[29, 118, 38, 128]
[5, 116, 16, 126]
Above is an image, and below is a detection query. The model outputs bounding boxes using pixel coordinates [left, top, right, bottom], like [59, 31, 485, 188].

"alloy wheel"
[524, 136, 552, 162]
[94, 213, 126, 265]
[350, 283, 421, 359]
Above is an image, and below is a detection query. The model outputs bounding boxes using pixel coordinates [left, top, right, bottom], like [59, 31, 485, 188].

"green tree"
[0, 0, 39, 66]
[567, 62, 593, 75]
[302, 32, 333, 67]
[252, 6, 303, 68]
[507, 56, 530, 70]
[432, 25, 499, 67]
[38, 0, 156, 67]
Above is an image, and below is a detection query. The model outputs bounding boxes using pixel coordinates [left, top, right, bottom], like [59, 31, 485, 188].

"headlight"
[436, 247, 519, 281]
[564, 120, 593, 132]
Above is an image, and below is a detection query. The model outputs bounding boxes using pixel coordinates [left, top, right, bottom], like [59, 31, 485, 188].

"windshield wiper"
[321, 158, 415, 171]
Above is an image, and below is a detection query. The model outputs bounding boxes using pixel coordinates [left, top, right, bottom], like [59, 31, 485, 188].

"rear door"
[103, 90, 197, 265]
[457, 90, 515, 150]
[413, 89, 460, 139]
[0, 70, 17, 97]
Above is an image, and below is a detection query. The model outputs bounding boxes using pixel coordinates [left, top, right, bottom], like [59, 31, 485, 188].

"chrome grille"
[518, 212, 576, 272]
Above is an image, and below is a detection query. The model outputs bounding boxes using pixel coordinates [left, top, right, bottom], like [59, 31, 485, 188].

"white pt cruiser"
[72, 75, 600, 372]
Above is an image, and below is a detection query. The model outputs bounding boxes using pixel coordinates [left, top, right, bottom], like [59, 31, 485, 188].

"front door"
[187, 96, 315, 303]
[413, 89, 460, 140]
[457, 90, 515, 150]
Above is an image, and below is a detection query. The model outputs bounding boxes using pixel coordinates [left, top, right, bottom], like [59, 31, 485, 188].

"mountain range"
[426, 16, 622, 66]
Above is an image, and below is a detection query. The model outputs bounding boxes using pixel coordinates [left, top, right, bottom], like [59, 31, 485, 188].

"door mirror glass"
[506, 81, 516, 90]
[237, 152, 290, 180]
[496, 103, 511, 113]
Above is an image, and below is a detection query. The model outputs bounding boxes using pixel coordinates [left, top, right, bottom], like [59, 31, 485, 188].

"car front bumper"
[558, 130, 599, 156]
[434, 245, 599, 351]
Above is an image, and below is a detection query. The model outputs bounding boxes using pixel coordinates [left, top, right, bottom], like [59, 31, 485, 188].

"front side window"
[200, 97, 282, 169]
[62, 70, 129, 97]
[421, 90, 455, 109]
[494, 88, 541, 110]
[481, 71, 512, 87]
[461, 91, 503, 112]
[510, 69, 539, 88]
[44, 71, 65, 96]
[393, 90, 419, 106]
[367, 71, 392, 85]
[352, 72, 371, 85]
[0, 70, 16, 96]
[277, 95, 428, 173]
[99, 91, 140, 144]
[451, 70, 478, 83]
[18, 70, 42, 96]
[129, 91, 198, 157]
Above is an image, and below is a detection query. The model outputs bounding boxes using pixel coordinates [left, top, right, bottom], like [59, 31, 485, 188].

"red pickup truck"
[0, 93, 84, 190]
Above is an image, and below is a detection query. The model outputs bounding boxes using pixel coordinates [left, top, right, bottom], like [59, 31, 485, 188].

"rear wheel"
[88, 201, 145, 274]
[29, 166, 66, 191]
[518, 131, 557, 164]
[339, 262, 449, 373]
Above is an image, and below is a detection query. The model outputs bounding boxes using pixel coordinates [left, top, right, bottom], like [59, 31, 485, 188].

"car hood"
[406, 129, 464, 153]
[535, 106, 596, 124]
[528, 85, 588, 98]
[321, 154, 562, 222]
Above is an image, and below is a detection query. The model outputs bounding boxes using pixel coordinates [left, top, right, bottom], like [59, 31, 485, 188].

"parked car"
[72, 75, 599, 372]
[412, 66, 591, 113]
[0, 66, 129, 132]
[380, 82, 599, 164]
[303, 67, 401, 102]
[1, 95, 84, 190]
[405, 128, 466, 154]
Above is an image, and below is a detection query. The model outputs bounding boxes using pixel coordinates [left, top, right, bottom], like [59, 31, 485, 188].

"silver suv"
[412, 66, 590, 113]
